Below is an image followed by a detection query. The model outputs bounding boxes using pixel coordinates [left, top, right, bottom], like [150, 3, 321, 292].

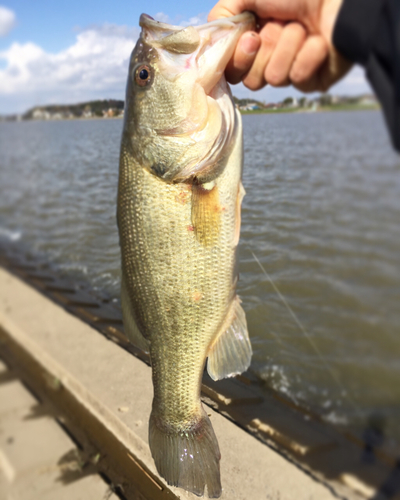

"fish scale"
[118, 12, 254, 497]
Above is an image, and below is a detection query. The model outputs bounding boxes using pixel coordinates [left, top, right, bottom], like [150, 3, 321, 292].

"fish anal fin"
[191, 182, 221, 247]
[121, 275, 149, 353]
[207, 296, 252, 381]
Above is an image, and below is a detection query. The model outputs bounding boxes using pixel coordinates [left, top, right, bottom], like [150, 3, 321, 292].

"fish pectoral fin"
[121, 275, 149, 353]
[207, 296, 252, 381]
[234, 181, 246, 246]
[191, 182, 221, 247]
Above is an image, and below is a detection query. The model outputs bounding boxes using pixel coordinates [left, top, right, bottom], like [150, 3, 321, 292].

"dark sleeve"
[333, 0, 400, 151]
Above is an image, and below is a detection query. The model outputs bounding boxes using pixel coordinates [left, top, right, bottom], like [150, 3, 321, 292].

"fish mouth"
[139, 11, 255, 36]
[140, 12, 255, 94]
[139, 13, 255, 183]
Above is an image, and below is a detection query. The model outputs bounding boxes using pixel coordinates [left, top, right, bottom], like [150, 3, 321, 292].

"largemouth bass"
[118, 12, 254, 498]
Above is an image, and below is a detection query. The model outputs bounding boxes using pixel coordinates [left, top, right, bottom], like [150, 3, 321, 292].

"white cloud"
[0, 14, 373, 115]
[180, 13, 208, 27]
[0, 13, 209, 114]
[0, 24, 140, 112]
[154, 12, 170, 23]
[154, 12, 208, 26]
[0, 5, 15, 36]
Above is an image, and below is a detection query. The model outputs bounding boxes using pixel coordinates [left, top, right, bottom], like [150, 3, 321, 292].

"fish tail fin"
[149, 409, 222, 498]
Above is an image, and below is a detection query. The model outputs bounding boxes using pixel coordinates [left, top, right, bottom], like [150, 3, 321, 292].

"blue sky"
[0, 1, 371, 114]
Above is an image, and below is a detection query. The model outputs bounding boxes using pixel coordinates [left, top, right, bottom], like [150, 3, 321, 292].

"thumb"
[208, 0, 303, 22]
[208, 1, 252, 21]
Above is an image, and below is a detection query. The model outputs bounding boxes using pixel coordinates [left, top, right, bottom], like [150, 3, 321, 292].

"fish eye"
[134, 64, 152, 88]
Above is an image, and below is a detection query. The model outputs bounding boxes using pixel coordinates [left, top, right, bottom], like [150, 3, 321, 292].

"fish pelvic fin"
[121, 274, 149, 353]
[149, 409, 222, 498]
[207, 296, 252, 380]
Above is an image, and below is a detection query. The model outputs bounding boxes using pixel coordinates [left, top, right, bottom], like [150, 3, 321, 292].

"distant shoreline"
[0, 94, 379, 123]
[0, 115, 125, 123]
[0, 105, 380, 124]
[240, 103, 380, 115]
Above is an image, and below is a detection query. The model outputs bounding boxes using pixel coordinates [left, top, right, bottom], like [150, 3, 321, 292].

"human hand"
[208, 0, 353, 92]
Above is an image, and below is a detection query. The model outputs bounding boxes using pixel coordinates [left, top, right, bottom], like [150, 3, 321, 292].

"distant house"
[239, 103, 260, 111]
[359, 94, 377, 106]
[103, 108, 116, 118]
[32, 108, 50, 120]
[83, 108, 93, 118]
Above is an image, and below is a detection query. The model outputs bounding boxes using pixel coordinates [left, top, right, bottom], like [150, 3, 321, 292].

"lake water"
[1, 111, 399, 454]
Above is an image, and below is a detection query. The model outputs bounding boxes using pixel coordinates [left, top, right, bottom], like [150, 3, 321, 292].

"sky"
[0, 1, 371, 115]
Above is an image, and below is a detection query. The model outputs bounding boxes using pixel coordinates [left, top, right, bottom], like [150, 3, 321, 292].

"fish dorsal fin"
[155, 27, 200, 54]
[207, 296, 252, 380]
[121, 274, 149, 353]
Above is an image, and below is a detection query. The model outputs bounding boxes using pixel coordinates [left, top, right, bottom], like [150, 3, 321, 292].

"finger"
[321, 48, 353, 89]
[208, 0, 246, 21]
[294, 46, 353, 93]
[208, 0, 302, 22]
[265, 22, 306, 87]
[294, 59, 337, 93]
[290, 35, 328, 87]
[242, 21, 284, 90]
[225, 32, 261, 84]
[292, 73, 320, 93]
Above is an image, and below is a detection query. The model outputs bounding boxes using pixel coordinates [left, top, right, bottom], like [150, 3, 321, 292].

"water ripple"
[1, 112, 400, 449]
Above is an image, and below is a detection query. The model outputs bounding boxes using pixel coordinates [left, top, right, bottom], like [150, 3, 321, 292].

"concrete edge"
[0, 267, 379, 500]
